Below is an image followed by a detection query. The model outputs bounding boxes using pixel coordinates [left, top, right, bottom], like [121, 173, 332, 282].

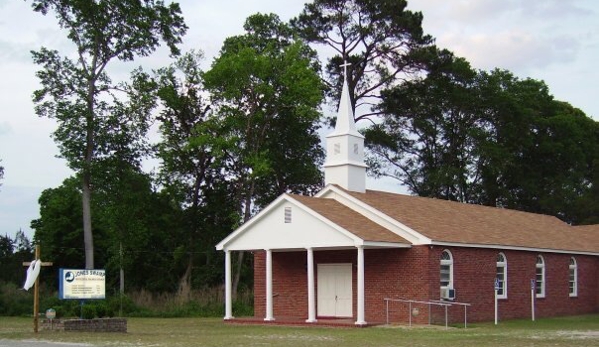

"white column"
[265, 249, 274, 321]
[306, 248, 317, 323]
[224, 250, 233, 320]
[356, 245, 366, 325]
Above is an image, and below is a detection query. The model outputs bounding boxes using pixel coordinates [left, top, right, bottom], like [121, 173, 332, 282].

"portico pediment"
[216, 195, 362, 251]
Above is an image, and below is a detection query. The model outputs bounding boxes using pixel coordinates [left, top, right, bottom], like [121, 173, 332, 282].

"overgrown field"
[1, 315, 599, 347]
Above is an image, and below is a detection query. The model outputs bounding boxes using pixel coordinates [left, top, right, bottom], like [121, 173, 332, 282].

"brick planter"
[41, 318, 127, 332]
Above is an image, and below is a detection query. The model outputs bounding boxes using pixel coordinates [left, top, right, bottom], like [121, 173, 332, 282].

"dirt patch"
[556, 330, 599, 339]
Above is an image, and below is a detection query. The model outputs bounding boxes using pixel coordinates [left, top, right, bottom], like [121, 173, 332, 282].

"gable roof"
[340, 188, 599, 255]
[290, 194, 410, 245]
[216, 184, 599, 255]
[215, 193, 410, 251]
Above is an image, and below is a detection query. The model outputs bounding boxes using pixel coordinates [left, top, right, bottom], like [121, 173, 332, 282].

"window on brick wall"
[569, 257, 577, 297]
[536, 255, 545, 298]
[440, 250, 453, 291]
[496, 253, 507, 299]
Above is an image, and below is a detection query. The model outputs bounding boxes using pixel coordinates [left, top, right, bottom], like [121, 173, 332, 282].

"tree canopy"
[0, 230, 33, 285]
[30, 0, 187, 269]
[292, 0, 435, 122]
[202, 13, 325, 295]
[154, 50, 240, 299]
[368, 55, 599, 225]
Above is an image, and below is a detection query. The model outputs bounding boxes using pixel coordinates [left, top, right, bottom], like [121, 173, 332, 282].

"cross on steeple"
[340, 61, 351, 80]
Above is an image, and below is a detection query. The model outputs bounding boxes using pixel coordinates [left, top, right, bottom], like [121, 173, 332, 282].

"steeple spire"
[330, 62, 362, 138]
[323, 62, 367, 193]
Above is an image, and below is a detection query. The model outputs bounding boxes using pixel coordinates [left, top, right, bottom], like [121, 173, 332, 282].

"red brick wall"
[423, 247, 599, 323]
[365, 247, 434, 324]
[254, 251, 265, 318]
[252, 247, 599, 324]
[272, 252, 308, 318]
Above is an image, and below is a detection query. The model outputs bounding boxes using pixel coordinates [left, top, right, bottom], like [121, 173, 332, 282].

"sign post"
[494, 278, 499, 325]
[22, 245, 53, 333]
[530, 279, 536, 321]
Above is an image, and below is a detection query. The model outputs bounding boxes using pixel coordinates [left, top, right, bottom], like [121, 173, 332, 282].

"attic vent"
[284, 207, 292, 223]
[353, 143, 359, 154]
[334, 143, 340, 154]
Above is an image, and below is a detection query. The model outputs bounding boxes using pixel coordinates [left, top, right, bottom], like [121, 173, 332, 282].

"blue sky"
[1, 0, 598, 239]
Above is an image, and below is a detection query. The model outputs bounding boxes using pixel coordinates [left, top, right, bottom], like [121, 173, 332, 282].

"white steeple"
[323, 62, 367, 193]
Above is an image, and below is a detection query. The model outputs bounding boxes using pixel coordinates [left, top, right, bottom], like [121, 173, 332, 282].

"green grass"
[1, 315, 598, 347]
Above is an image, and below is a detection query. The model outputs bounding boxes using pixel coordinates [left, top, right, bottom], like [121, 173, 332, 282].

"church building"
[216, 69, 599, 326]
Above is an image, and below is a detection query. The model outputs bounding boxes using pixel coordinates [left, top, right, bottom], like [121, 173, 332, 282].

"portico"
[219, 238, 408, 325]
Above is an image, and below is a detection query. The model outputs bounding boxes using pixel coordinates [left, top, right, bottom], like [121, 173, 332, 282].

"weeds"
[0, 281, 252, 318]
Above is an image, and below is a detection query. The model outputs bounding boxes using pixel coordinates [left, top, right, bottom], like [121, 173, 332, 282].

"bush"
[41, 295, 71, 318]
[0, 281, 32, 316]
[81, 304, 96, 319]
[0, 284, 254, 318]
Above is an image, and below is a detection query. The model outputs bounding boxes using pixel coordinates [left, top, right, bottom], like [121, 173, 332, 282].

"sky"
[0, 0, 598, 239]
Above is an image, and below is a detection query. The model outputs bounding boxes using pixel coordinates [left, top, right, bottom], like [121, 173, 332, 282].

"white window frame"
[440, 250, 454, 291]
[496, 252, 507, 299]
[569, 257, 577, 297]
[536, 255, 546, 298]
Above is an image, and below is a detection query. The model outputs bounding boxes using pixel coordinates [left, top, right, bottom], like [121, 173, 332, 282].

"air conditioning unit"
[441, 287, 456, 301]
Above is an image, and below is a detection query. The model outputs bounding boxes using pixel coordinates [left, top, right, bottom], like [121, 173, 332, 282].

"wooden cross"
[22, 245, 53, 333]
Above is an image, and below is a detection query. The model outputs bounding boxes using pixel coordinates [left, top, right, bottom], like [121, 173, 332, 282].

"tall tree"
[491, 98, 599, 223]
[373, 61, 599, 224]
[367, 52, 481, 202]
[29, 0, 187, 269]
[154, 51, 239, 299]
[291, 0, 434, 121]
[203, 13, 325, 296]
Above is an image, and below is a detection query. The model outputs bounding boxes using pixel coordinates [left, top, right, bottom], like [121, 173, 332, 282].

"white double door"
[317, 264, 353, 317]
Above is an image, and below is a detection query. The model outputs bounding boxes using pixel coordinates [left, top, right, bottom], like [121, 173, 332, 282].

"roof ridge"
[362, 188, 567, 223]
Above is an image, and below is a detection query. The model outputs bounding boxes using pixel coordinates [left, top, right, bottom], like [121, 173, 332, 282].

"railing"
[383, 298, 471, 329]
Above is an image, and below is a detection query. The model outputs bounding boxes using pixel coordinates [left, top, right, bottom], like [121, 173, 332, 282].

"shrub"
[0, 284, 254, 318]
[81, 304, 96, 319]
[0, 281, 32, 316]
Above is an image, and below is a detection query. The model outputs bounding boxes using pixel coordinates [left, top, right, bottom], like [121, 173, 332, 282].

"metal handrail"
[384, 298, 471, 329]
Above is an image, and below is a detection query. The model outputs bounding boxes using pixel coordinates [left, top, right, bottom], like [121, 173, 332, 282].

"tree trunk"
[83, 65, 97, 270]
[231, 251, 244, 301]
[177, 255, 193, 302]
[231, 178, 256, 300]
[82, 174, 94, 269]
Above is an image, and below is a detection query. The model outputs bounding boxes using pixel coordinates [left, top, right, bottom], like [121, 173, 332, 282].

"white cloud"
[0, 121, 11, 135]
[516, 0, 593, 19]
[440, 29, 581, 72]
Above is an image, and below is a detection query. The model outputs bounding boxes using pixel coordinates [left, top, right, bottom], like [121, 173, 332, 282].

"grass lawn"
[1, 315, 599, 347]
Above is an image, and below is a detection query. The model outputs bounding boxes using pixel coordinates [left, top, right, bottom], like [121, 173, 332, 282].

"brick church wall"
[252, 246, 599, 324]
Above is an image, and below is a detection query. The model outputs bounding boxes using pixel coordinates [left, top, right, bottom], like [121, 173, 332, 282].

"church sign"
[59, 269, 106, 300]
